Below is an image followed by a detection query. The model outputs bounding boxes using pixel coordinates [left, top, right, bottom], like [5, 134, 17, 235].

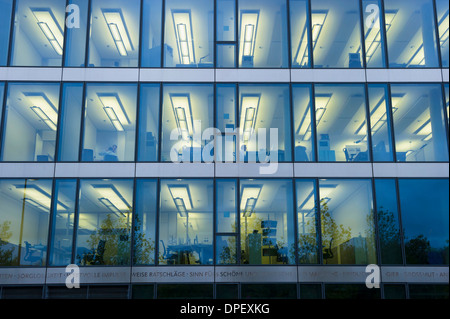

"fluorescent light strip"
[240, 11, 259, 62]
[103, 9, 133, 57]
[92, 184, 131, 213]
[299, 94, 332, 142]
[364, 10, 397, 64]
[170, 94, 193, 141]
[295, 11, 327, 67]
[414, 118, 432, 136]
[241, 185, 262, 217]
[31, 8, 64, 56]
[99, 197, 125, 217]
[97, 93, 130, 131]
[24, 92, 59, 130]
[173, 11, 195, 65]
[15, 184, 67, 211]
[319, 184, 337, 203]
[438, 10, 449, 46]
[30, 106, 57, 131]
[240, 95, 260, 144]
[168, 185, 193, 217]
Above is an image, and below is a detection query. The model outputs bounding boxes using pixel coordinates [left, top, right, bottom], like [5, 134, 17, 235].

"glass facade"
[0, 0, 448, 302]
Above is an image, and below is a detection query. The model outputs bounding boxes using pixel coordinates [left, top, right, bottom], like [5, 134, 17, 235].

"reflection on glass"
[64, 0, 89, 67]
[290, 0, 311, 68]
[161, 84, 214, 162]
[164, 0, 214, 68]
[240, 179, 295, 265]
[239, 84, 291, 162]
[293, 84, 314, 161]
[159, 179, 213, 265]
[374, 179, 402, 264]
[1, 83, 60, 162]
[384, 0, 440, 68]
[88, 0, 140, 67]
[141, 0, 163, 67]
[138, 84, 160, 162]
[368, 84, 394, 162]
[0, 179, 52, 266]
[362, 0, 387, 68]
[10, 0, 66, 66]
[82, 83, 137, 162]
[133, 179, 157, 265]
[435, 0, 449, 68]
[238, 0, 289, 68]
[216, 235, 237, 264]
[0, 0, 13, 66]
[315, 84, 369, 162]
[57, 83, 83, 161]
[319, 179, 376, 265]
[216, 180, 237, 233]
[48, 179, 77, 266]
[409, 284, 449, 299]
[217, 44, 236, 68]
[0, 83, 4, 124]
[391, 84, 448, 162]
[325, 284, 380, 299]
[311, 0, 363, 68]
[241, 284, 297, 299]
[296, 180, 319, 264]
[398, 179, 449, 265]
[445, 84, 449, 125]
[75, 179, 133, 266]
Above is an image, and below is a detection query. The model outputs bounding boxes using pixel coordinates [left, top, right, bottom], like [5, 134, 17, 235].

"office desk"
[165, 244, 213, 265]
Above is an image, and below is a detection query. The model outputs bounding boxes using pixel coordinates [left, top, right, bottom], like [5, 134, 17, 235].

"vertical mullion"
[155, 178, 161, 264]
[54, 82, 65, 162]
[161, 0, 166, 68]
[62, 0, 71, 67]
[134, 84, 140, 162]
[6, 0, 17, 66]
[315, 178, 323, 265]
[307, 0, 314, 68]
[365, 83, 374, 162]
[359, 0, 368, 69]
[380, 0, 390, 68]
[292, 179, 299, 265]
[387, 83, 398, 162]
[77, 83, 87, 162]
[394, 179, 407, 266]
[371, 178, 382, 266]
[311, 83, 318, 162]
[71, 179, 81, 264]
[84, 0, 92, 67]
[157, 83, 163, 162]
[0, 82, 10, 161]
[45, 178, 57, 267]
[432, 0, 443, 68]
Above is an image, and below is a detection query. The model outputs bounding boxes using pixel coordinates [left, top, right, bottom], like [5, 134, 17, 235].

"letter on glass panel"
[159, 179, 214, 265]
[0, 179, 52, 266]
[82, 83, 137, 162]
[238, 0, 289, 68]
[76, 179, 134, 266]
[1, 83, 60, 162]
[319, 179, 376, 265]
[362, 0, 388, 68]
[315, 84, 370, 162]
[64, 0, 89, 67]
[10, 0, 66, 66]
[48, 179, 77, 266]
[398, 179, 449, 265]
[310, 0, 363, 68]
[240, 179, 295, 265]
[391, 84, 448, 162]
[384, 0, 440, 68]
[88, 0, 141, 67]
[164, 0, 214, 68]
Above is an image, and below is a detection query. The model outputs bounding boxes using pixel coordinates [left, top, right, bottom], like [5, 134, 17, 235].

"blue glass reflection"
[0, 0, 13, 66]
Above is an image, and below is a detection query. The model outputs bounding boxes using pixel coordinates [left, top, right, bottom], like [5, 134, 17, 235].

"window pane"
[311, 0, 363, 68]
[0, 83, 4, 125]
[157, 284, 213, 299]
[384, 0, 440, 68]
[76, 179, 134, 266]
[216, 284, 239, 299]
[216, 84, 236, 133]
[217, 0, 235, 42]
[82, 83, 137, 162]
[239, 84, 291, 162]
[88, 285, 129, 299]
[445, 84, 449, 125]
[293, 84, 314, 161]
[64, 0, 89, 67]
[436, 0, 449, 68]
[238, 0, 289, 68]
[296, 180, 319, 264]
[315, 84, 369, 162]
[137, 84, 160, 162]
[216, 180, 237, 233]
[374, 179, 402, 264]
[159, 179, 213, 265]
[0, 179, 52, 266]
[132, 285, 154, 299]
[319, 179, 376, 265]
[217, 44, 236, 68]
[216, 235, 237, 264]
[325, 284, 380, 299]
[368, 84, 394, 162]
[1, 83, 60, 162]
[161, 84, 214, 162]
[362, 0, 387, 67]
[2, 286, 43, 299]
[0, 0, 13, 66]
[10, 0, 65, 66]
[141, 0, 163, 67]
[383, 284, 406, 299]
[391, 84, 448, 162]
[240, 179, 295, 265]
[290, 0, 311, 68]
[48, 179, 77, 266]
[46, 285, 88, 299]
[57, 83, 83, 162]
[164, 0, 214, 68]
[398, 179, 449, 265]
[300, 284, 322, 299]
[133, 179, 157, 265]
[409, 284, 449, 299]
[241, 284, 297, 299]
[88, 0, 140, 67]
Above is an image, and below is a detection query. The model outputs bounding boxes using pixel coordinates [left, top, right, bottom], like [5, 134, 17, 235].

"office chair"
[343, 148, 355, 162]
[24, 241, 42, 264]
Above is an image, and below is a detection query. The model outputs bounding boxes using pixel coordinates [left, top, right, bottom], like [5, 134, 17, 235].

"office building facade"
[0, 0, 448, 299]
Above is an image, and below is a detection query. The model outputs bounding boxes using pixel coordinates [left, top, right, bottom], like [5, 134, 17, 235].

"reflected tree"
[133, 214, 156, 265]
[0, 221, 18, 266]
[405, 234, 431, 264]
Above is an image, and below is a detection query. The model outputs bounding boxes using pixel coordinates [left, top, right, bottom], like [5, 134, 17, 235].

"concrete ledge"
[294, 163, 373, 178]
[136, 163, 215, 177]
[55, 163, 136, 178]
[0, 163, 55, 178]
